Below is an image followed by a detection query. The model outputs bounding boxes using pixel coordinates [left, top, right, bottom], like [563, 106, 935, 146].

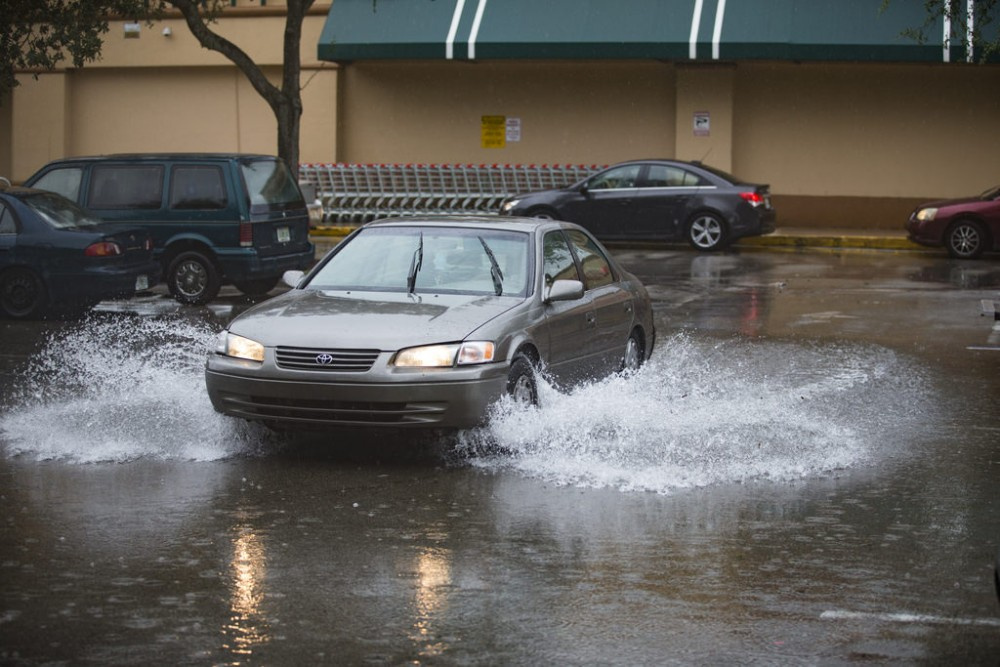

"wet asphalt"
[1, 246, 999, 665]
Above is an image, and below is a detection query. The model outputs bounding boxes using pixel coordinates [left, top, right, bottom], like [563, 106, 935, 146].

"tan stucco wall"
[3, 5, 998, 230]
[338, 61, 677, 166]
[4, 8, 336, 182]
[733, 62, 1000, 199]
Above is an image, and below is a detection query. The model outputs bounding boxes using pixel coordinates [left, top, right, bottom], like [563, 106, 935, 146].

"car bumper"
[731, 207, 776, 239]
[46, 261, 161, 304]
[205, 354, 510, 429]
[905, 216, 943, 247]
[215, 245, 316, 283]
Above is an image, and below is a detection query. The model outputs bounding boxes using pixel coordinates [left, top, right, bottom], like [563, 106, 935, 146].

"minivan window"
[90, 165, 164, 209]
[31, 167, 83, 201]
[240, 159, 303, 211]
[170, 165, 228, 210]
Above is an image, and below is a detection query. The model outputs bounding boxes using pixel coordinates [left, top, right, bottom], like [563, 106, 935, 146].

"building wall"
[3, 6, 998, 230]
[338, 61, 678, 166]
[4, 9, 337, 182]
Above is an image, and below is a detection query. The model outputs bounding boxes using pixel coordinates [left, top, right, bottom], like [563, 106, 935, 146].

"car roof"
[33, 153, 281, 166]
[363, 215, 563, 234]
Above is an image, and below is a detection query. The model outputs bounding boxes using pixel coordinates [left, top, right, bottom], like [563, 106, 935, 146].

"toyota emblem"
[315, 353, 335, 365]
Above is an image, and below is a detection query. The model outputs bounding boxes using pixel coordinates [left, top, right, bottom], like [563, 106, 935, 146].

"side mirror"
[579, 182, 590, 196]
[282, 270, 305, 288]
[545, 279, 585, 303]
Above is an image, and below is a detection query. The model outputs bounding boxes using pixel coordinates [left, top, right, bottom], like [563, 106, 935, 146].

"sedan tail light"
[739, 192, 766, 207]
[84, 241, 123, 257]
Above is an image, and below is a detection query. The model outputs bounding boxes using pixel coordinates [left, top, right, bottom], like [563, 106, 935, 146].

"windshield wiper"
[407, 232, 424, 294]
[478, 236, 504, 296]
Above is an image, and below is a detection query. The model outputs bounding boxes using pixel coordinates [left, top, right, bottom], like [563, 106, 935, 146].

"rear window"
[22, 192, 101, 230]
[240, 159, 303, 211]
[89, 165, 164, 209]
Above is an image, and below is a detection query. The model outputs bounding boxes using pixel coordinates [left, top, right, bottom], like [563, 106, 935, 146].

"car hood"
[918, 196, 985, 210]
[228, 289, 523, 349]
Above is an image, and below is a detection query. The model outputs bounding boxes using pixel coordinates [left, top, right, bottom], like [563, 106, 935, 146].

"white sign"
[506, 118, 521, 142]
[693, 111, 710, 136]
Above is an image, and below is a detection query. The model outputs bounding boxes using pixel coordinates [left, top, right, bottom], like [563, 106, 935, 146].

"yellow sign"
[481, 115, 506, 149]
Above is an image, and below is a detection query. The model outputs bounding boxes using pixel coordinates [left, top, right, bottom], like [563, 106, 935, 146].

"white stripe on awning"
[446, 0, 466, 60]
[689, 0, 704, 59]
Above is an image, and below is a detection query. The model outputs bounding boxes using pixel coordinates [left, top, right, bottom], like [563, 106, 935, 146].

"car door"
[559, 164, 640, 239]
[630, 164, 702, 240]
[564, 229, 634, 373]
[0, 200, 17, 263]
[539, 230, 602, 385]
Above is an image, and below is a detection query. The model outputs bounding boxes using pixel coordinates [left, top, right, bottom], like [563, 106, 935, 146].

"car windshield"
[307, 226, 531, 297]
[240, 158, 304, 212]
[692, 163, 745, 185]
[22, 192, 101, 229]
[980, 185, 1000, 200]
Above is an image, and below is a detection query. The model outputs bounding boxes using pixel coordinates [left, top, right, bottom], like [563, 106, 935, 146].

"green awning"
[318, 0, 997, 64]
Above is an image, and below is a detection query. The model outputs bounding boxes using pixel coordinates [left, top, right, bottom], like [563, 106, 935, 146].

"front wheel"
[687, 213, 728, 251]
[167, 251, 221, 305]
[945, 219, 987, 259]
[0, 268, 48, 319]
[527, 207, 559, 221]
[506, 356, 538, 406]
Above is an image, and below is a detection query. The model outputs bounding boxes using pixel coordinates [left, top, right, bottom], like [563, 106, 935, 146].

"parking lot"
[1, 246, 999, 664]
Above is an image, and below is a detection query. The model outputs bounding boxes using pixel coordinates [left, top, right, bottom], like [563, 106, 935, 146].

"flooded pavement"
[1, 248, 999, 664]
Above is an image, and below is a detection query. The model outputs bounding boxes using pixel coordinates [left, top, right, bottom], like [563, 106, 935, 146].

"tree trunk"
[168, 0, 314, 180]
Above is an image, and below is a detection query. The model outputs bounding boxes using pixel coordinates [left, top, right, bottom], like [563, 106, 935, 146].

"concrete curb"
[309, 226, 923, 252]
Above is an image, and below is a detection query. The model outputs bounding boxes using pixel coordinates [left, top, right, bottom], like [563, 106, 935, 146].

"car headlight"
[393, 341, 495, 367]
[915, 207, 938, 221]
[501, 199, 520, 214]
[216, 331, 264, 362]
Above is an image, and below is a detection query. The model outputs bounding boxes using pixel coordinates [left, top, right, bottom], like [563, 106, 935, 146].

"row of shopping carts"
[298, 163, 606, 224]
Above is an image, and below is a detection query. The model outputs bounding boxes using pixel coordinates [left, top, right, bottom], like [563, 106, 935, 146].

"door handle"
[586, 312, 596, 326]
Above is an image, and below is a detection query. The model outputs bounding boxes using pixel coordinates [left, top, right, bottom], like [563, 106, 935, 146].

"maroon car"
[906, 185, 1000, 259]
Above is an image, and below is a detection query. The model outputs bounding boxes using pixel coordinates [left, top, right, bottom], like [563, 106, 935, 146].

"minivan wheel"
[0, 268, 48, 319]
[167, 251, 221, 305]
[233, 276, 280, 298]
[687, 213, 728, 251]
[945, 219, 986, 259]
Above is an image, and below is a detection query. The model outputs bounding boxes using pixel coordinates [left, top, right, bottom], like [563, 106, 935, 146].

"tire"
[527, 207, 559, 221]
[945, 219, 987, 259]
[621, 329, 644, 373]
[0, 268, 48, 320]
[687, 212, 728, 251]
[233, 276, 280, 298]
[506, 356, 538, 406]
[166, 251, 221, 305]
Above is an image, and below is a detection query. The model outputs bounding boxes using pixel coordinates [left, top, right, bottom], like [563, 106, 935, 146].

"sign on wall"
[693, 111, 710, 136]
[482, 116, 506, 148]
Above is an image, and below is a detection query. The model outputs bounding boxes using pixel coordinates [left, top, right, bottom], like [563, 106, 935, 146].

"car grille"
[225, 395, 446, 426]
[275, 346, 380, 372]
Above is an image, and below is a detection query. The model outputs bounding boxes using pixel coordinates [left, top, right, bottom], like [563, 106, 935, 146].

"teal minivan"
[25, 154, 315, 304]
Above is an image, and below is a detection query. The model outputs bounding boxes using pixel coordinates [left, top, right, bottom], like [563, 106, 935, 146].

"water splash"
[456, 334, 935, 494]
[0, 313, 277, 463]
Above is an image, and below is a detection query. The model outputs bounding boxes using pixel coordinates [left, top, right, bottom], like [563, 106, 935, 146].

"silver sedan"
[205, 216, 655, 429]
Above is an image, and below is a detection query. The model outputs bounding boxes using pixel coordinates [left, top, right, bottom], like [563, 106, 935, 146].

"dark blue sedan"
[0, 185, 160, 319]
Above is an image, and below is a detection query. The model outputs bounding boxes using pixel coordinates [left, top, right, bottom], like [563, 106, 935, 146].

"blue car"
[0, 184, 160, 319]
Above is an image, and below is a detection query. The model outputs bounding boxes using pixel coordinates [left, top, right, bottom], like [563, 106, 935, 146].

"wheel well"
[527, 206, 560, 219]
[949, 216, 991, 241]
[512, 343, 540, 365]
[162, 241, 218, 269]
[686, 208, 729, 229]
